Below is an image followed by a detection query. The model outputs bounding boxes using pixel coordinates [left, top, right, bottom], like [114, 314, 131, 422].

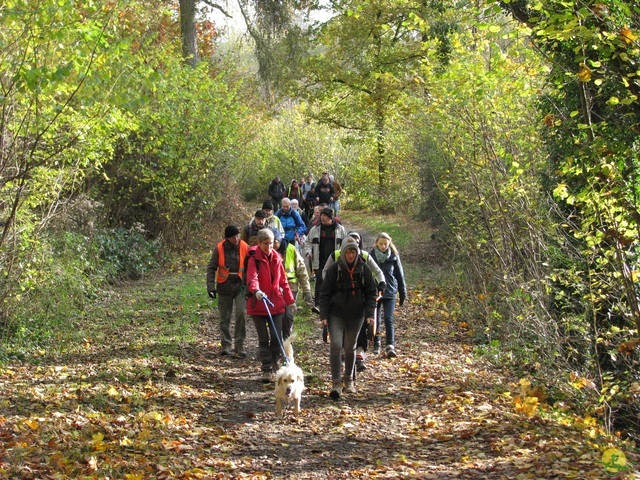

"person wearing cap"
[243, 209, 268, 246]
[245, 228, 296, 382]
[206, 225, 250, 356]
[261, 199, 284, 233]
[319, 241, 377, 399]
[322, 231, 386, 371]
[267, 176, 286, 211]
[304, 207, 347, 311]
[272, 228, 314, 339]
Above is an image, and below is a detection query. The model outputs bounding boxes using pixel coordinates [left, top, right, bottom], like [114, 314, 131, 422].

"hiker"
[370, 232, 408, 358]
[262, 200, 284, 233]
[206, 225, 249, 357]
[243, 209, 268, 246]
[290, 198, 309, 227]
[300, 175, 315, 218]
[267, 177, 286, 211]
[329, 174, 343, 215]
[322, 232, 386, 371]
[245, 228, 296, 382]
[287, 179, 302, 202]
[304, 207, 347, 311]
[275, 197, 307, 245]
[319, 242, 377, 399]
[273, 228, 314, 339]
[314, 172, 334, 206]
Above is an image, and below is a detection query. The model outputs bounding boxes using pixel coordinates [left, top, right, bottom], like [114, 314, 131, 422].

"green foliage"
[95, 226, 162, 282]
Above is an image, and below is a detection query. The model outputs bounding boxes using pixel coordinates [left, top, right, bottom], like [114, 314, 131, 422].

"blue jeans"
[217, 292, 247, 351]
[329, 313, 364, 382]
[252, 313, 284, 372]
[375, 297, 396, 346]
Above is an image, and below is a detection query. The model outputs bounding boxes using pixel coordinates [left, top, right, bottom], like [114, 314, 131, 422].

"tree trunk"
[376, 110, 386, 195]
[179, 0, 199, 66]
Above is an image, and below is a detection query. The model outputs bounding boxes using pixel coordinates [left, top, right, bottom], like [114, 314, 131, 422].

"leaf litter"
[0, 259, 637, 479]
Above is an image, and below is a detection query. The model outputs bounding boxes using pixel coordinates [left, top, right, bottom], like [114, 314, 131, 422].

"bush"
[95, 225, 162, 281]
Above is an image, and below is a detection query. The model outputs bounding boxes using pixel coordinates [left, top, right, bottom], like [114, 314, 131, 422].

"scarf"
[374, 247, 390, 264]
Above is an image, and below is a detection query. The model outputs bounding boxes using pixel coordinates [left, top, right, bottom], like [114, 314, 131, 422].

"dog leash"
[262, 297, 292, 365]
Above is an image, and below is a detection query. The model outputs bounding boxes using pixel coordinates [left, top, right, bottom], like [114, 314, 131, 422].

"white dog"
[274, 333, 305, 416]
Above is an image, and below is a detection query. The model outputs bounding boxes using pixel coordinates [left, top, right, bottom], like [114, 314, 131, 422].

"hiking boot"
[235, 348, 247, 358]
[220, 348, 232, 356]
[373, 337, 381, 355]
[329, 380, 342, 400]
[356, 350, 366, 372]
[261, 370, 272, 383]
[386, 345, 397, 358]
[344, 379, 356, 394]
[312, 306, 320, 314]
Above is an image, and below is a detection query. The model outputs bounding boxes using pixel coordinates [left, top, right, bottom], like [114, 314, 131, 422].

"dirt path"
[0, 217, 635, 479]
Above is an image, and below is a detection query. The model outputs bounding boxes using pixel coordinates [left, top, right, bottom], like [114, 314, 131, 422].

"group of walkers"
[206, 173, 407, 401]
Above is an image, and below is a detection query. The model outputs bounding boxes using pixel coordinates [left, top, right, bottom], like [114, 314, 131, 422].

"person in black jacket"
[370, 232, 408, 358]
[267, 176, 286, 211]
[319, 242, 377, 399]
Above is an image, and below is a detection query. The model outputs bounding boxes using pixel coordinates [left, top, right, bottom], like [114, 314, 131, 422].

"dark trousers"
[252, 313, 284, 372]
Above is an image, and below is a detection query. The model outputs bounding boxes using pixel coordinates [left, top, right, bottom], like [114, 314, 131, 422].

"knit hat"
[346, 232, 362, 248]
[224, 225, 240, 238]
[320, 207, 333, 219]
[255, 209, 267, 219]
[339, 241, 360, 268]
[262, 200, 273, 210]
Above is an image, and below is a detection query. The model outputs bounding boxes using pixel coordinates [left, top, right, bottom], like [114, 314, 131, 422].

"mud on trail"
[0, 216, 634, 479]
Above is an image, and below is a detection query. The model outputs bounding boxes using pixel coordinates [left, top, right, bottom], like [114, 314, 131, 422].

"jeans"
[328, 313, 364, 382]
[375, 297, 396, 346]
[217, 292, 247, 351]
[252, 313, 284, 372]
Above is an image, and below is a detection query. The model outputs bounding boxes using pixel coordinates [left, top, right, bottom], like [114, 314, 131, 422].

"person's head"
[313, 205, 322, 218]
[257, 228, 274, 255]
[262, 200, 274, 216]
[254, 209, 267, 227]
[320, 207, 333, 226]
[224, 225, 240, 245]
[291, 199, 300, 210]
[340, 242, 359, 267]
[306, 175, 313, 183]
[346, 231, 362, 249]
[271, 228, 283, 251]
[291, 179, 298, 186]
[281, 198, 291, 212]
[329, 174, 335, 182]
[322, 171, 328, 178]
[274, 176, 281, 183]
[375, 232, 398, 254]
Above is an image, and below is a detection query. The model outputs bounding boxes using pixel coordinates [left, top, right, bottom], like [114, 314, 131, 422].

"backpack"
[335, 257, 366, 296]
[242, 246, 260, 298]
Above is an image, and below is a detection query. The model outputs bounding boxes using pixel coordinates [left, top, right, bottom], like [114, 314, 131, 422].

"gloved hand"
[289, 303, 298, 315]
[377, 281, 386, 293]
[400, 295, 406, 306]
[208, 290, 217, 299]
[303, 292, 314, 306]
[255, 290, 267, 301]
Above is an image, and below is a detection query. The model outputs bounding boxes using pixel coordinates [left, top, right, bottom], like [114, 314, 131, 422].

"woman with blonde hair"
[370, 232, 407, 358]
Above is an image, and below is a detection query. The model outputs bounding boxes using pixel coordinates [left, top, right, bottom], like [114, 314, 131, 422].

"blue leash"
[262, 297, 292, 365]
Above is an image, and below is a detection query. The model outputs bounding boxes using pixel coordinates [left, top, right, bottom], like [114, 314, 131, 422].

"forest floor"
[0, 214, 638, 479]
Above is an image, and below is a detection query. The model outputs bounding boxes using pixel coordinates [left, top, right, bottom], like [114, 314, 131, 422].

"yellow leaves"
[577, 64, 592, 82]
[620, 26, 637, 44]
[124, 474, 144, 480]
[569, 372, 595, 390]
[92, 432, 107, 451]
[24, 418, 39, 430]
[513, 395, 539, 416]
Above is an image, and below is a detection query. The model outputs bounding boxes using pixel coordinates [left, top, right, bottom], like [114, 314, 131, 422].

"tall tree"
[300, 0, 449, 194]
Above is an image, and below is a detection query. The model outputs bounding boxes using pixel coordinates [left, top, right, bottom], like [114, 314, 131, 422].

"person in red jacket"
[245, 228, 296, 382]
